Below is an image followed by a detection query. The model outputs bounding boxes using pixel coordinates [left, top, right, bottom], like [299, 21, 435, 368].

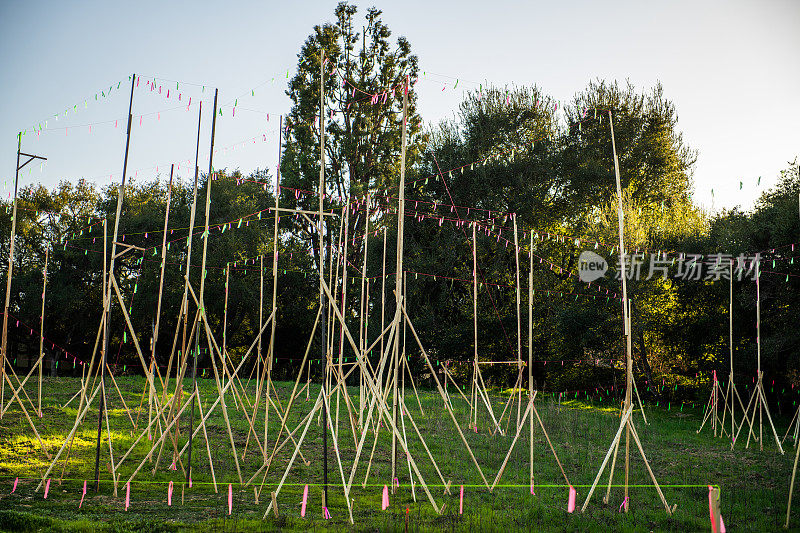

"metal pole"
[95, 73, 135, 492]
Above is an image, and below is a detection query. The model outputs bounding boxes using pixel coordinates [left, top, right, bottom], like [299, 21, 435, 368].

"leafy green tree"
[280, 2, 423, 271]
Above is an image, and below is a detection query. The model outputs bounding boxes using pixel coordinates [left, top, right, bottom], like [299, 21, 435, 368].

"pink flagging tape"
[189, 477, 192, 489]
[44, 478, 50, 499]
[459, 485, 464, 515]
[125, 481, 130, 511]
[228, 483, 232, 515]
[323, 506, 331, 519]
[168, 481, 173, 506]
[301, 484, 308, 517]
[618, 496, 628, 512]
[382, 484, 389, 510]
[567, 485, 576, 513]
[530, 481, 535, 496]
[708, 485, 716, 533]
[79, 480, 87, 508]
[708, 485, 724, 533]
[11, 478, 18, 493]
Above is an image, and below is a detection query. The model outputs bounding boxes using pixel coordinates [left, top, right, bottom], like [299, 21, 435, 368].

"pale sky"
[1, 0, 798, 213]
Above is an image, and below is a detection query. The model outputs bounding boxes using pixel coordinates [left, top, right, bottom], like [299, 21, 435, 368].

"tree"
[280, 2, 423, 273]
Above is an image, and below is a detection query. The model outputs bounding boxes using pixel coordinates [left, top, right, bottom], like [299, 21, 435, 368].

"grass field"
[0, 374, 796, 532]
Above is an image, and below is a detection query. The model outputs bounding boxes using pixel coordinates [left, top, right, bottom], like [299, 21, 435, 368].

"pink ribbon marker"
[382, 485, 389, 510]
[323, 506, 331, 519]
[44, 478, 50, 499]
[301, 484, 308, 517]
[459, 485, 464, 515]
[189, 477, 192, 489]
[530, 482, 535, 496]
[228, 483, 233, 515]
[125, 481, 130, 511]
[709, 485, 719, 533]
[567, 485, 576, 513]
[168, 481, 173, 506]
[720, 515, 726, 533]
[12, 478, 18, 493]
[79, 480, 87, 508]
[618, 496, 628, 512]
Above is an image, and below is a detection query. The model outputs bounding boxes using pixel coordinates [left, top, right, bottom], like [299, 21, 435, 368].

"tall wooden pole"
[528, 230, 534, 492]
[391, 77, 408, 492]
[359, 192, 370, 429]
[319, 49, 329, 508]
[266, 115, 283, 453]
[258, 253, 264, 401]
[168, 102, 203, 428]
[149, 165, 173, 438]
[188, 88, 218, 486]
[730, 260, 734, 438]
[95, 73, 136, 492]
[756, 257, 763, 449]
[337, 199, 350, 435]
[1, 134, 21, 416]
[380, 227, 387, 390]
[609, 110, 632, 510]
[2, 133, 45, 416]
[513, 215, 521, 432]
[222, 264, 229, 393]
[472, 224, 479, 429]
[38, 248, 49, 417]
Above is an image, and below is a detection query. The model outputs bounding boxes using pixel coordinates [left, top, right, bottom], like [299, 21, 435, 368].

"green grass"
[0, 375, 797, 531]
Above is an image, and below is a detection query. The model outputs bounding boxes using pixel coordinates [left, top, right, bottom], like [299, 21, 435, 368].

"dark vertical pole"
[188, 89, 217, 486]
[95, 73, 136, 492]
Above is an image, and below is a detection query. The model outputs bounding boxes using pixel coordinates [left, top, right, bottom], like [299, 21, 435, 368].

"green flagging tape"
[0, 476, 719, 492]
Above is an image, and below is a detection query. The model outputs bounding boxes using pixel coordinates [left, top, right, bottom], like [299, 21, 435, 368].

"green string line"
[0, 476, 719, 492]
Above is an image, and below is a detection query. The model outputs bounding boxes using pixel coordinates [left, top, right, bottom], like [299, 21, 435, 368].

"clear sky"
[1, 0, 798, 212]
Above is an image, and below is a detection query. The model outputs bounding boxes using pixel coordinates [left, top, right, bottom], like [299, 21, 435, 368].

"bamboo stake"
[337, 199, 350, 437]
[266, 114, 283, 456]
[472, 224, 478, 429]
[148, 165, 174, 439]
[513, 215, 522, 433]
[37, 248, 48, 417]
[358, 192, 370, 429]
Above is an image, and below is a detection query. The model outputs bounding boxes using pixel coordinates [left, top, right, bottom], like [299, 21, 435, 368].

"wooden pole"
[266, 114, 283, 454]
[472, 224, 479, 429]
[380, 227, 387, 392]
[337, 199, 350, 435]
[187, 88, 219, 485]
[318, 49, 329, 508]
[37, 248, 48, 418]
[730, 260, 734, 438]
[94, 73, 135, 492]
[513, 215, 521, 433]
[359, 193, 370, 429]
[609, 110, 632, 510]
[1, 133, 45, 416]
[149, 164, 173, 439]
[390, 77, 409, 493]
[222, 264, 229, 394]
[528, 230, 534, 492]
[2, 134, 20, 415]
